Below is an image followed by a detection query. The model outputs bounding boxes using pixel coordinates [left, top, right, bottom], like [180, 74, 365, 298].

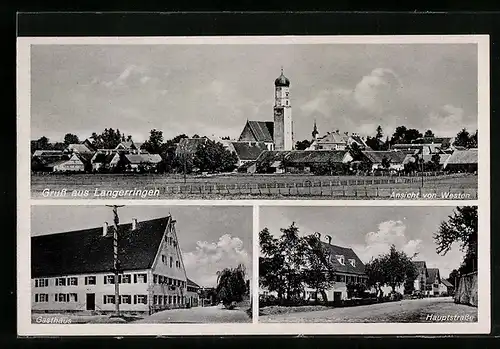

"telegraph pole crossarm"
[106, 205, 125, 317]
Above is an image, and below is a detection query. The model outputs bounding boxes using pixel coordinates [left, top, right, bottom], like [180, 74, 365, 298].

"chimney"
[132, 218, 137, 230]
[102, 222, 109, 236]
[326, 235, 332, 244]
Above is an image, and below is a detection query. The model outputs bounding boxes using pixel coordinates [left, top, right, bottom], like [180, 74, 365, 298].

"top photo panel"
[25, 37, 487, 200]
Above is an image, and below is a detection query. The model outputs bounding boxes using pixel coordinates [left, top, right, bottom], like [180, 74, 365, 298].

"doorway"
[86, 293, 95, 311]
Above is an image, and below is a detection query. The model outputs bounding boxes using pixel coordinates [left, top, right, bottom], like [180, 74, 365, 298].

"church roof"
[245, 121, 274, 143]
[231, 141, 269, 161]
[275, 70, 290, 87]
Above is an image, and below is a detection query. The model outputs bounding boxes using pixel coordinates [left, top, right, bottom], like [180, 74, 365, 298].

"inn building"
[31, 215, 200, 314]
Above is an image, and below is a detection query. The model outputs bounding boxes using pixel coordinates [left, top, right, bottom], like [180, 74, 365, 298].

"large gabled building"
[32, 215, 199, 315]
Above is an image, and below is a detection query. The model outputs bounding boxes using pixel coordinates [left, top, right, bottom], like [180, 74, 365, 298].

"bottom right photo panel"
[258, 205, 478, 324]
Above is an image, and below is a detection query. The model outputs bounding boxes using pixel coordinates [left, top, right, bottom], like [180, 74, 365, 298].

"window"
[153, 274, 158, 284]
[168, 295, 172, 304]
[120, 274, 131, 284]
[68, 277, 78, 286]
[35, 293, 49, 302]
[55, 278, 66, 286]
[134, 295, 147, 304]
[348, 259, 356, 267]
[167, 278, 172, 285]
[134, 273, 147, 283]
[175, 260, 179, 268]
[158, 275, 164, 284]
[35, 278, 49, 287]
[286, 92, 289, 97]
[69, 293, 78, 302]
[103, 295, 116, 304]
[104, 275, 115, 284]
[85, 276, 96, 285]
[153, 295, 158, 305]
[173, 296, 177, 305]
[161, 255, 167, 264]
[163, 295, 168, 304]
[336, 255, 345, 265]
[55, 293, 68, 302]
[169, 257, 173, 268]
[121, 295, 132, 304]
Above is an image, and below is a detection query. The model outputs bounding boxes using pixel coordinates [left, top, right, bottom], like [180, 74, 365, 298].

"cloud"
[182, 234, 251, 287]
[352, 220, 423, 263]
[353, 68, 403, 114]
[428, 104, 477, 136]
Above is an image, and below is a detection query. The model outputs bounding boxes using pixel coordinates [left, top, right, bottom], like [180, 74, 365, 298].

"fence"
[454, 271, 478, 307]
[158, 180, 477, 199]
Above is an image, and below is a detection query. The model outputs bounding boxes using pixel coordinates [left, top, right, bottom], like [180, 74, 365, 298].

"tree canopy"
[364, 245, 418, 292]
[434, 206, 478, 273]
[216, 264, 247, 309]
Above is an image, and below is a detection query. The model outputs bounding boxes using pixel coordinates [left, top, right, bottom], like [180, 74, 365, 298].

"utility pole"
[106, 205, 125, 317]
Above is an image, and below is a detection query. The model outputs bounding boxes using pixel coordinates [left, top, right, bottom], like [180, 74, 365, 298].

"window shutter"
[134, 274, 137, 283]
[134, 295, 137, 304]
[103, 295, 107, 304]
[35, 294, 39, 302]
[104, 276, 107, 284]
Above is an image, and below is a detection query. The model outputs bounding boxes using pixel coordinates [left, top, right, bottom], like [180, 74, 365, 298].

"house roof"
[246, 121, 274, 143]
[231, 142, 268, 161]
[92, 152, 116, 164]
[116, 141, 137, 150]
[33, 150, 64, 157]
[67, 143, 94, 154]
[256, 150, 348, 166]
[237, 161, 257, 170]
[187, 278, 200, 288]
[32, 216, 171, 278]
[445, 149, 478, 165]
[426, 268, 441, 284]
[319, 241, 366, 275]
[361, 151, 408, 164]
[441, 279, 454, 288]
[421, 153, 451, 165]
[413, 261, 427, 272]
[317, 131, 349, 144]
[124, 153, 162, 164]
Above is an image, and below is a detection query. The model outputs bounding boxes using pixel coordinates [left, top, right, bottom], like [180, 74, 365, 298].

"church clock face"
[275, 108, 283, 117]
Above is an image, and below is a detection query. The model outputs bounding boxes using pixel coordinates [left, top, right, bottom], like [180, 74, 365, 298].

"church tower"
[312, 119, 319, 140]
[273, 68, 293, 150]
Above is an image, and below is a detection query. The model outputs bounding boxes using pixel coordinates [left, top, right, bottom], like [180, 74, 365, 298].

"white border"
[17, 35, 490, 336]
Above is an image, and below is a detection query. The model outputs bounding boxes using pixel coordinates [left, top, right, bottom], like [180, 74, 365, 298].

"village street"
[135, 305, 251, 323]
[260, 297, 477, 323]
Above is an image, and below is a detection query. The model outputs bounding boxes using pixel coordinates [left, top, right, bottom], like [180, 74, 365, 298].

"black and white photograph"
[259, 206, 479, 323]
[25, 36, 486, 200]
[30, 205, 253, 324]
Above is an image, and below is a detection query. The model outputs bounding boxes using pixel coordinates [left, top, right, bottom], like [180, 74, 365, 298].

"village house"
[122, 153, 163, 172]
[360, 150, 409, 173]
[186, 279, 200, 308]
[238, 121, 275, 151]
[32, 215, 193, 315]
[47, 153, 86, 173]
[303, 233, 368, 302]
[31, 150, 66, 172]
[307, 130, 369, 151]
[255, 150, 353, 174]
[443, 148, 478, 173]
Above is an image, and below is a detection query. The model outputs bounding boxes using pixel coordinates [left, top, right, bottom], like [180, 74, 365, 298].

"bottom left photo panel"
[29, 205, 254, 324]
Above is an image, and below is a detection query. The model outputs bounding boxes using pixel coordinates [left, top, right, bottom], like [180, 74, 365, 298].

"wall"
[32, 270, 151, 313]
[454, 272, 478, 307]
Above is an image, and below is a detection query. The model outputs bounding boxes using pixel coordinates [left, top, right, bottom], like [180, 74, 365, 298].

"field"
[31, 173, 478, 200]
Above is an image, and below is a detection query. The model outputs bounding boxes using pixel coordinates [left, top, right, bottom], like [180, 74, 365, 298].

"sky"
[259, 206, 472, 278]
[31, 43, 478, 143]
[31, 205, 252, 288]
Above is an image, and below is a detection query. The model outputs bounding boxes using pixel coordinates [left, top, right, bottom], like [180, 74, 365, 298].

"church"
[238, 68, 294, 151]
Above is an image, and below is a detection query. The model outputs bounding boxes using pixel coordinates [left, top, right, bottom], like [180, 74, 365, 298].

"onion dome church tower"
[273, 68, 293, 150]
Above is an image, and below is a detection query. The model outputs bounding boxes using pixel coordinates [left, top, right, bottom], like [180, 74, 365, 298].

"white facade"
[52, 154, 85, 172]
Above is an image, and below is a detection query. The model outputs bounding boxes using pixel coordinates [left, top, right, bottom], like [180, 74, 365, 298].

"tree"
[63, 133, 80, 146]
[90, 128, 123, 149]
[390, 126, 423, 145]
[216, 264, 247, 309]
[454, 128, 471, 148]
[381, 156, 391, 170]
[193, 139, 238, 173]
[302, 234, 336, 303]
[259, 223, 309, 301]
[448, 269, 459, 288]
[431, 153, 441, 171]
[295, 139, 312, 150]
[348, 142, 363, 161]
[141, 129, 164, 154]
[434, 206, 478, 273]
[424, 130, 435, 138]
[364, 245, 418, 292]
